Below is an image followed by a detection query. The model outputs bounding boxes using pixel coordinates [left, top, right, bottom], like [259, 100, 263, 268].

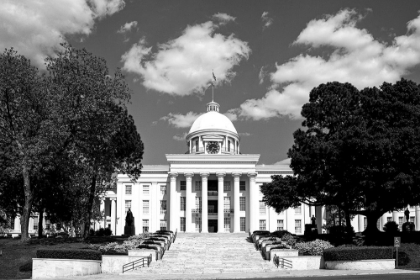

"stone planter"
[261, 238, 282, 251]
[273, 256, 324, 270]
[32, 258, 101, 279]
[269, 249, 298, 261]
[324, 259, 395, 270]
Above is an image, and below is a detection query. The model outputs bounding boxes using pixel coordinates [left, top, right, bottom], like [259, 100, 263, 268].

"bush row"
[36, 249, 101, 260]
[323, 246, 393, 261]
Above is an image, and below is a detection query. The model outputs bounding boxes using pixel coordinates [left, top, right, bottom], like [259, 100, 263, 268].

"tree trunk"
[345, 210, 352, 232]
[38, 207, 44, 238]
[363, 212, 382, 235]
[83, 174, 97, 238]
[20, 163, 33, 241]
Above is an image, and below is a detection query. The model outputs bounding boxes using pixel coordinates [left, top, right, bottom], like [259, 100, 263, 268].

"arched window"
[228, 140, 231, 152]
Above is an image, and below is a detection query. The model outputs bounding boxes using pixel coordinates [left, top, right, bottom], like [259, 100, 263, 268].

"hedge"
[323, 246, 393, 261]
[36, 249, 102, 260]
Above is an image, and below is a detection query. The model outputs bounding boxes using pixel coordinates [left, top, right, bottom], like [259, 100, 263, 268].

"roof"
[188, 111, 237, 135]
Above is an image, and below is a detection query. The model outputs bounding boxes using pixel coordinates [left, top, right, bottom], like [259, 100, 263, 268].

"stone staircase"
[125, 233, 277, 275]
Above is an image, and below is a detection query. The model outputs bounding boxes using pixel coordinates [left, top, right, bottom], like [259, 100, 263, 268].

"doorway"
[208, 219, 218, 233]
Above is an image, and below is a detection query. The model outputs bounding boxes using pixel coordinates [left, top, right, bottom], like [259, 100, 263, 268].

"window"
[228, 140, 231, 152]
[143, 200, 149, 214]
[10, 217, 15, 230]
[180, 217, 186, 232]
[240, 197, 246, 211]
[364, 217, 367, 230]
[294, 204, 302, 214]
[180, 197, 186, 211]
[195, 181, 201, 191]
[387, 217, 392, 222]
[160, 220, 167, 230]
[277, 219, 284, 231]
[240, 181, 246, 191]
[259, 201, 266, 214]
[224, 197, 231, 211]
[33, 217, 38, 230]
[160, 200, 166, 214]
[143, 219, 149, 232]
[195, 197, 201, 211]
[240, 217, 246, 231]
[180, 181, 186, 191]
[125, 185, 132, 195]
[195, 140, 199, 152]
[295, 219, 302, 233]
[259, 219, 266, 230]
[410, 216, 415, 223]
[224, 181, 231, 191]
[45, 219, 50, 230]
[224, 217, 231, 232]
[125, 200, 132, 213]
[160, 185, 167, 195]
[143, 185, 149, 195]
[195, 217, 201, 232]
[399, 217, 403, 229]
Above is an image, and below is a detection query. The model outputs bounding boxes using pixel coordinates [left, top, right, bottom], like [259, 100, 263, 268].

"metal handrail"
[192, 209, 202, 213]
[208, 191, 218, 196]
[273, 255, 293, 269]
[122, 254, 152, 273]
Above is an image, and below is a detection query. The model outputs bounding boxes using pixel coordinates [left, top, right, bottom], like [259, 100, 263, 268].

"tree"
[261, 80, 420, 235]
[0, 49, 54, 240]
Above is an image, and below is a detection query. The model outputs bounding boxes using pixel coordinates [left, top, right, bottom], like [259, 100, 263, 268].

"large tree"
[261, 80, 420, 234]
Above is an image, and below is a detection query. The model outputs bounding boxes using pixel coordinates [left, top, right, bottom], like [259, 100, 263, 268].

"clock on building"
[206, 141, 220, 154]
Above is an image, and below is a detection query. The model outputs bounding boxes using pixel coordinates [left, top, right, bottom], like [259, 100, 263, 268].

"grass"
[0, 237, 90, 279]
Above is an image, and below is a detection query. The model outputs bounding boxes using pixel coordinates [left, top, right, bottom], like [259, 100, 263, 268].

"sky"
[2, 0, 420, 165]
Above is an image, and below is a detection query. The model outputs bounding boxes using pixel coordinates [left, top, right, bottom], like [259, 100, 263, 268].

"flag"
[212, 72, 216, 82]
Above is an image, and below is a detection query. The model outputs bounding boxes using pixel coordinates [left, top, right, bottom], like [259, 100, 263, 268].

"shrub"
[271, 230, 290, 238]
[294, 239, 334, 256]
[155, 230, 173, 234]
[281, 233, 297, 247]
[36, 249, 101, 260]
[323, 246, 393, 261]
[383, 221, 399, 234]
[19, 261, 32, 272]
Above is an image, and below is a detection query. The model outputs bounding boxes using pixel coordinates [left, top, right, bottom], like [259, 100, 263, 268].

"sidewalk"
[33, 269, 420, 280]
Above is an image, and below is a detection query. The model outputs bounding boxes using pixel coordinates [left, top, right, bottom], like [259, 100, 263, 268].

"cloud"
[274, 158, 291, 165]
[258, 66, 268, 84]
[212, 13, 236, 25]
[237, 9, 420, 120]
[224, 109, 239, 121]
[121, 15, 250, 96]
[161, 112, 202, 128]
[117, 21, 137, 33]
[173, 132, 188, 141]
[0, 0, 125, 67]
[261, 11, 273, 30]
[239, 132, 251, 137]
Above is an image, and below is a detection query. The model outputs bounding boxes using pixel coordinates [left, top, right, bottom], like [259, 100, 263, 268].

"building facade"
[6, 100, 420, 236]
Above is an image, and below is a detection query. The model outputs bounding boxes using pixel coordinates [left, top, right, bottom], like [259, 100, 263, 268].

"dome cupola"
[186, 100, 240, 155]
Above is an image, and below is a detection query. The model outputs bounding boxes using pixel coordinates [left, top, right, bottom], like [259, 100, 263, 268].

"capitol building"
[7, 100, 420, 236]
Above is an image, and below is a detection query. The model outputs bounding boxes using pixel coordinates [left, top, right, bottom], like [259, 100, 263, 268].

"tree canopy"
[261, 79, 420, 234]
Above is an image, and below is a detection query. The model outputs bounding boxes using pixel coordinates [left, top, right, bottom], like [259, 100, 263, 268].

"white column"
[233, 173, 241, 232]
[100, 199, 105, 228]
[169, 172, 178, 231]
[217, 173, 225, 233]
[185, 172, 193, 232]
[110, 198, 116, 236]
[358, 215, 363, 232]
[248, 172, 258, 233]
[201, 173, 209, 233]
[381, 214, 387, 232]
[392, 211, 399, 223]
[416, 206, 420, 231]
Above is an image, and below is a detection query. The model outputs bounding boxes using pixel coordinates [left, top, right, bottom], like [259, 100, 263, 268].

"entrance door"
[208, 219, 218, 233]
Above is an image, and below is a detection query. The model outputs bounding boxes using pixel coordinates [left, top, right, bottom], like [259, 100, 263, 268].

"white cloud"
[118, 21, 137, 33]
[261, 11, 273, 30]
[0, 0, 125, 67]
[238, 9, 420, 120]
[224, 109, 239, 121]
[258, 66, 268, 84]
[173, 132, 188, 141]
[121, 15, 250, 96]
[274, 158, 291, 165]
[239, 132, 251, 137]
[161, 112, 202, 128]
[212, 13, 236, 25]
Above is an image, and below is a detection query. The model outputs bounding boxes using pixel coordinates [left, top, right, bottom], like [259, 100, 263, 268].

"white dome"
[189, 111, 238, 135]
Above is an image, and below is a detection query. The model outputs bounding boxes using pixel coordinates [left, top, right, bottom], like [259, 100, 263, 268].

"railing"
[185, 148, 239, 155]
[122, 254, 152, 273]
[273, 255, 293, 269]
[208, 191, 218, 196]
[192, 209, 202, 213]
[224, 209, 234, 213]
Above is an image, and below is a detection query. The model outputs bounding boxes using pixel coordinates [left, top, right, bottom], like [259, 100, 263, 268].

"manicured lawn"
[0, 238, 89, 279]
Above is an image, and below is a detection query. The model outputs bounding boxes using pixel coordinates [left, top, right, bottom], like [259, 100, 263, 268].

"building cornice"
[166, 154, 260, 164]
